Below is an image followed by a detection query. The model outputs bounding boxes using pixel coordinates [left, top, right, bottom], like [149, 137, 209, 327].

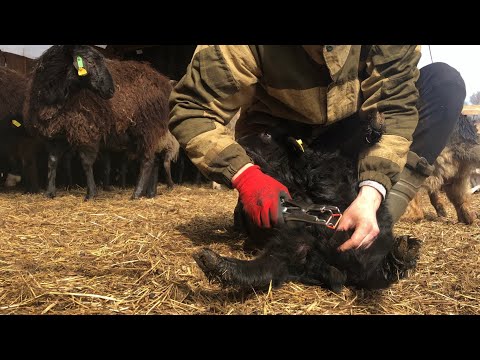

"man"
[169, 45, 466, 252]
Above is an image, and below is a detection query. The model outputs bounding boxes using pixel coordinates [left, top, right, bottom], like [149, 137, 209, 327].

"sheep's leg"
[146, 154, 160, 198]
[428, 190, 448, 217]
[45, 142, 67, 199]
[444, 174, 476, 224]
[131, 156, 154, 199]
[103, 151, 113, 191]
[193, 247, 289, 290]
[78, 145, 99, 201]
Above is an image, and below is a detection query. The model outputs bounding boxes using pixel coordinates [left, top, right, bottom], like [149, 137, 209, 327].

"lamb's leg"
[193, 248, 289, 290]
[444, 173, 476, 224]
[78, 145, 99, 201]
[428, 190, 448, 217]
[146, 154, 160, 198]
[45, 142, 66, 199]
[131, 155, 154, 199]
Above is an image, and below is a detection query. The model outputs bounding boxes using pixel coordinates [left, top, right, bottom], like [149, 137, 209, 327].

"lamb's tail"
[193, 248, 288, 290]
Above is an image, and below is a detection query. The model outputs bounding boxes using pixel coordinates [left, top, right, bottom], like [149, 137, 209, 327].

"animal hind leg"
[428, 190, 448, 217]
[146, 154, 160, 198]
[444, 175, 476, 224]
[45, 141, 68, 199]
[193, 247, 289, 290]
[132, 155, 154, 199]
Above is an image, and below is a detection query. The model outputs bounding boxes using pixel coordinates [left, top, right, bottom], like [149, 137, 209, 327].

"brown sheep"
[403, 114, 480, 224]
[23, 45, 174, 200]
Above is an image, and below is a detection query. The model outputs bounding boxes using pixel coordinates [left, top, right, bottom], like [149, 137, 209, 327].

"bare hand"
[336, 186, 382, 252]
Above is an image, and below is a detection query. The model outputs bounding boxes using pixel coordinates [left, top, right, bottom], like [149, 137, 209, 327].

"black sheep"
[194, 114, 421, 292]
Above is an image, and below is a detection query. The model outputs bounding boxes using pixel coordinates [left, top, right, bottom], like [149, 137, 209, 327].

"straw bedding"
[0, 186, 478, 314]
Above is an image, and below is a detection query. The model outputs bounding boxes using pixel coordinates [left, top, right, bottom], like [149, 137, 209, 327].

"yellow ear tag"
[76, 56, 88, 76]
[12, 120, 22, 127]
[295, 139, 304, 152]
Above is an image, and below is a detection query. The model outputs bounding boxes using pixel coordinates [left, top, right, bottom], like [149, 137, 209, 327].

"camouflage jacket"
[169, 45, 421, 191]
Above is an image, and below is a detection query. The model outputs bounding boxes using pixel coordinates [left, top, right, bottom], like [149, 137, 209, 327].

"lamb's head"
[237, 127, 303, 167]
[68, 45, 115, 100]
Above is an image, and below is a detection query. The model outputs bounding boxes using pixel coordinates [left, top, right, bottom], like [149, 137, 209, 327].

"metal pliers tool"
[281, 198, 342, 230]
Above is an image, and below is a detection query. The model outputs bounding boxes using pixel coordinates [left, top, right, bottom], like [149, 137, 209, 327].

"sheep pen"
[0, 183, 478, 315]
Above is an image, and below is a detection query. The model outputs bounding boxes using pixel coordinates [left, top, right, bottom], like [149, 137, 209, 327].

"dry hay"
[0, 185, 479, 315]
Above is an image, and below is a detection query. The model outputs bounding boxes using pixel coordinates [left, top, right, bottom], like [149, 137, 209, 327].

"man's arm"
[168, 45, 260, 187]
[337, 45, 421, 251]
[358, 45, 422, 191]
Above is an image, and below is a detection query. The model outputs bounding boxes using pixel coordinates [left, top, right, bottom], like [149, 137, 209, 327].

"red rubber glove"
[232, 165, 291, 228]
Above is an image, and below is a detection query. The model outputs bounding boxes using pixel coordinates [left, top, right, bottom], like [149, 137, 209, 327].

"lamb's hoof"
[130, 193, 140, 200]
[193, 248, 222, 274]
[393, 235, 422, 265]
[84, 195, 95, 202]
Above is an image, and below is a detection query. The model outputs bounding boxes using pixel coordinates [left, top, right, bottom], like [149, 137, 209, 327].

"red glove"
[232, 165, 291, 228]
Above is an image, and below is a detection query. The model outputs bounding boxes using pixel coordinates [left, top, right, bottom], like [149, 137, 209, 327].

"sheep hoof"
[436, 207, 447, 218]
[44, 191, 56, 199]
[458, 207, 475, 225]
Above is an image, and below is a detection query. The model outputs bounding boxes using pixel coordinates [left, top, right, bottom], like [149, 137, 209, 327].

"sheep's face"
[68, 45, 115, 100]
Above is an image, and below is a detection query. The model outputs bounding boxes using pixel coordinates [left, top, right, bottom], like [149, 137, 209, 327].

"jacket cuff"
[358, 171, 393, 192]
[358, 180, 387, 200]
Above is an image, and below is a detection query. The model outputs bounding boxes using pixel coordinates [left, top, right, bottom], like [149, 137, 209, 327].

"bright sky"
[2, 45, 479, 103]
[419, 45, 480, 103]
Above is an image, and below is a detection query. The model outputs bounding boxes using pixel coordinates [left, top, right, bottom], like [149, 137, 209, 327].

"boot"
[385, 151, 435, 224]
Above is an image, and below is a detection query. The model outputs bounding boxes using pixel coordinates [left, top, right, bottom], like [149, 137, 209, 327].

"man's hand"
[232, 164, 291, 228]
[336, 185, 383, 252]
